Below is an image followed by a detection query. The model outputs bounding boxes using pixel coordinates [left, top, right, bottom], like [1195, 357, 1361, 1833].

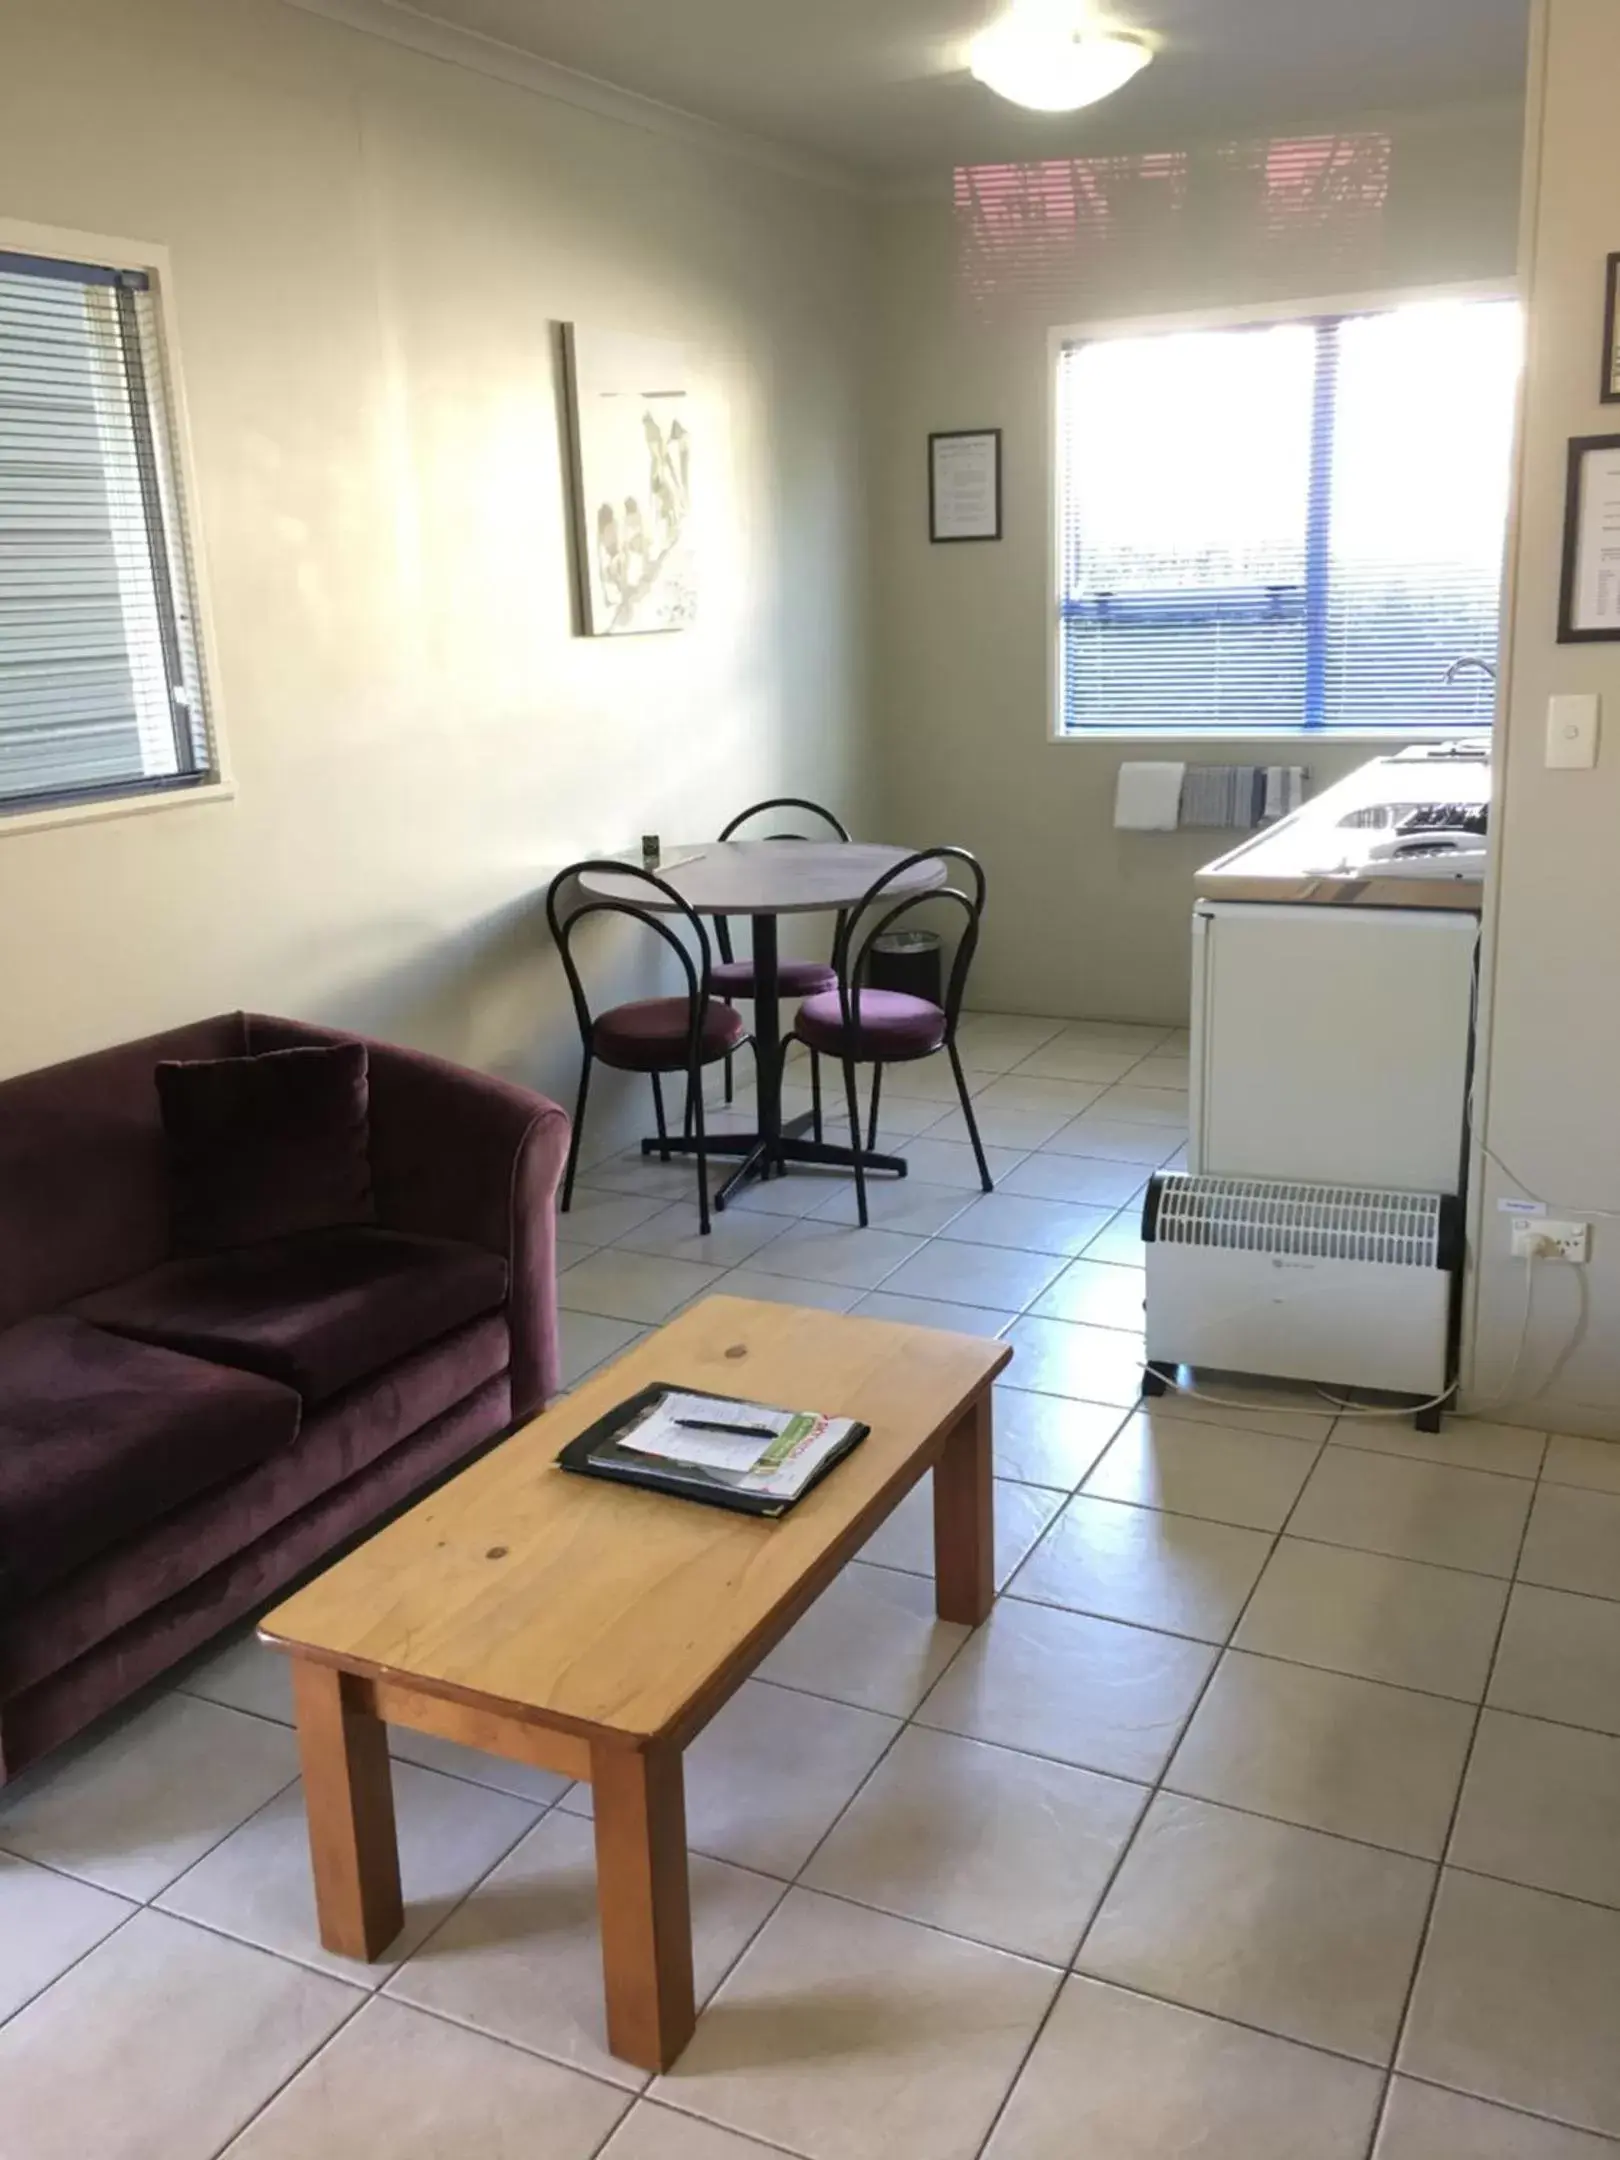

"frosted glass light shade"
[969, 20, 1152, 112]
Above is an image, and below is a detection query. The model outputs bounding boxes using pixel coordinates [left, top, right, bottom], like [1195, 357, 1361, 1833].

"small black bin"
[866, 928, 943, 1006]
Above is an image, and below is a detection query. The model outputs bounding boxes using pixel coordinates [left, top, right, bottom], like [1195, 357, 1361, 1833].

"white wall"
[1469, 0, 1620, 1434]
[0, 0, 872, 1144]
[870, 103, 1526, 1022]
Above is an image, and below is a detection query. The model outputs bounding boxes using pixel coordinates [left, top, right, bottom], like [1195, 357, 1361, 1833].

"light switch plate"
[1547, 693, 1600, 769]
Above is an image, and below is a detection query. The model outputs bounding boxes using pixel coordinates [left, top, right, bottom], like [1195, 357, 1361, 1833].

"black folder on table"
[555, 1382, 869, 1518]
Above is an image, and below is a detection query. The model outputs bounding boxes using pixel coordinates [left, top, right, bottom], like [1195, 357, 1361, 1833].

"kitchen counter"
[1194, 747, 1489, 911]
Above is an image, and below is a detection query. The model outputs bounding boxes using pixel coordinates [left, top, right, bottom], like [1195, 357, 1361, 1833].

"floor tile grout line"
[163, 1679, 587, 1807]
[1436, 1857, 1620, 1924]
[763, 1536, 1620, 1740]
[719, 1859, 1071, 1978]
[750, 1547, 1620, 1880]
[964, 1418, 1340, 2160]
[756, 1670, 1160, 1792]
[322, 1977, 656, 2105]
[1326, 1431, 1548, 1480]
[21, 1811, 1579, 2160]
[0, 1755, 313, 1920]
[203, 1982, 374, 2160]
[145, 1765, 308, 1908]
[1256, 1525, 1531, 1586]
[1365, 1412, 1551, 2160]
[1388, 2069, 1620, 2152]
[650, 1448, 1109, 2138]
[731, 1672, 1577, 1894]
[151, 1770, 555, 1981]
[258, 1935, 781, 2160]
[629, 2093, 818, 2160]
[186, 1780, 633, 2156]
[1064, 1414, 1335, 1978]
[0, 1897, 147, 2039]
[576, 1162, 1155, 1304]
[1018, 1966, 1420, 2081]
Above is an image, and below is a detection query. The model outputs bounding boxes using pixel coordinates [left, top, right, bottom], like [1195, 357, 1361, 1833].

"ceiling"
[400, 0, 1530, 181]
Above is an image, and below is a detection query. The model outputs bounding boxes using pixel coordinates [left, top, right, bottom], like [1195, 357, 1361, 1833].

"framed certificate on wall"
[929, 429, 1002, 542]
[1603, 254, 1620, 403]
[1559, 434, 1620, 641]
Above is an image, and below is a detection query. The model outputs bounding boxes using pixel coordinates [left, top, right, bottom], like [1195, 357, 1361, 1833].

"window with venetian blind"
[1054, 294, 1521, 736]
[0, 247, 215, 815]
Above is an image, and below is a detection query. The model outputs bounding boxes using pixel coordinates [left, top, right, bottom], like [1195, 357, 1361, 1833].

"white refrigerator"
[1188, 901, 1480, 1198]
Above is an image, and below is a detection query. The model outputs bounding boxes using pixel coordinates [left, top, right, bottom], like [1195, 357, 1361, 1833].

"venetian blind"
[0, 250, 213, 812]
[1055, 296, 1520, 735]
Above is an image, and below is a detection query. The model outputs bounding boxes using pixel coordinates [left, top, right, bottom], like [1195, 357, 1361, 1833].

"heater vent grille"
[1149, 1176, 1446, 1268]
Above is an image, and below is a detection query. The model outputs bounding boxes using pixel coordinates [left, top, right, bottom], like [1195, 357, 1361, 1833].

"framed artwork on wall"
[1558, 434, 1620, 641]
[929, 428, 1002, 542]
[560, 325, 696, 635]
[1603, 254, 1620, 404]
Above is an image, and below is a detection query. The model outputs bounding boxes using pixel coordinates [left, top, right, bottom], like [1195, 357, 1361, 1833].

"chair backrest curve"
[830, 847, 987, 1044]
[544, 860, 716, 1059]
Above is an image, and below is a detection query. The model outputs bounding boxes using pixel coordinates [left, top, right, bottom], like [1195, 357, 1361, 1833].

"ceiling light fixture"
[968, 13, 1152, 113]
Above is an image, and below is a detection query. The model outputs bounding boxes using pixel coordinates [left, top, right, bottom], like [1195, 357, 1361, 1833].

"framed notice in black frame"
[1603, 254, 1620, 403]
[1558, 435, 1620, 641]
[929, 429, 1002, 542]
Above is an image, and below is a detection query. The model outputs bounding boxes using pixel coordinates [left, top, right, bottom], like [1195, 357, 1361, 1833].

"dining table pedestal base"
[639, 1116, 910, 1208]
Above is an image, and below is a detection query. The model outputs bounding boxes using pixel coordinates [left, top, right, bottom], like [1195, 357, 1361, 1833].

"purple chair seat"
[794, 988, 947, 1061]
[0, 1315, 302, 1604]
[711, 958, 838, 999]
[591, 997, 747, 1073]
[73, 1228, 508, 1407]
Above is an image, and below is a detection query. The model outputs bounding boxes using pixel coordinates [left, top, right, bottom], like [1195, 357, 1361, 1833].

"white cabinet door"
[1191, 903, 1478, 1195]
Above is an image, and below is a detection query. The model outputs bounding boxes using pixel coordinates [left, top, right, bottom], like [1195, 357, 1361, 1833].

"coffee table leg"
[290, 1659, 404, 1960]
[933, 1391, 995, 1626]
[591, 1741, 696, 2072]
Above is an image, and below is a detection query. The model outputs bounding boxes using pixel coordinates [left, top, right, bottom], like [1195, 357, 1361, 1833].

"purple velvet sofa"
[0, 1012, 569, 1784]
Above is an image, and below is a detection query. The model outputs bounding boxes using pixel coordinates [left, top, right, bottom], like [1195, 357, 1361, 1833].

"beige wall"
[1469, 0, 1620, 1433]
[870, 103, 1526, 1023]
[0, 0, 872, 1149]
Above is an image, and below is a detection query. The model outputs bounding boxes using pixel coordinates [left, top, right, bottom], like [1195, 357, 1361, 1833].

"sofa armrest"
[246, 1016, 569, 1418]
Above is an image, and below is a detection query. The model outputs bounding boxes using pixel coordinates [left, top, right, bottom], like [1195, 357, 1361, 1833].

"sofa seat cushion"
[0, 1315, 301, 1607]
[73, 1227, 508, 1407]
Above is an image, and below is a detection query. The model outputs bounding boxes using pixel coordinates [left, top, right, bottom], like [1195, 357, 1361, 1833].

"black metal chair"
[791, 847, 991, 1227]
[712, 796, 850, 1132]
[546, 860, 750, 1235]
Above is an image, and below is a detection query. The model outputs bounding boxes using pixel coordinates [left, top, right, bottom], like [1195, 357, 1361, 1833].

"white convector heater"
[1142, 1174, 1461, 1408]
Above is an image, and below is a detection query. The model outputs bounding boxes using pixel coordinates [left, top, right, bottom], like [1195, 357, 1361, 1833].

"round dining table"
[578, 842, 945, 1208]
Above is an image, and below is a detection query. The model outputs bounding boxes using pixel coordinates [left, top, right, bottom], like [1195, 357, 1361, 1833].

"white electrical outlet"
[1511, 1219, 1591, 1263]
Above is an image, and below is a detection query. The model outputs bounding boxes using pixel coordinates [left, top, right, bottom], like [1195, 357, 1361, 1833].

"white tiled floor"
[5, 1009, 1620, 2156]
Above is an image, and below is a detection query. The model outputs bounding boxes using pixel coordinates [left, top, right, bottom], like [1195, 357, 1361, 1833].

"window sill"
[1048, 727, 1492, 747]
[0, 777, 236, 839]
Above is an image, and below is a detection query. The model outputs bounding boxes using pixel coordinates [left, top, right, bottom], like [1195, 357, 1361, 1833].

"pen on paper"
[674, 1418, 778, 1440]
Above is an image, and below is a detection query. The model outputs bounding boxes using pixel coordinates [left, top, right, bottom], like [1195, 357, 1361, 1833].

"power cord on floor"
[1310, 1250, 1542, 1418]
[1148, 1254, 1543, 1426]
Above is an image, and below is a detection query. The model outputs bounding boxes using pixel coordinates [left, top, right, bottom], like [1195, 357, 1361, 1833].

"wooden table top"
[261, 1298, 1009, 1749]
[578, 842, 945, 916]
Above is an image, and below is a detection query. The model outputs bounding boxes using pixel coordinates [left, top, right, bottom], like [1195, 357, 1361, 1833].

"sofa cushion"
[0, 1015, 248, 1334]
[157, 1040, 375, 1251]
[0, 1316, 301, 1608]
[1, 1370, 511, 1781]
[0, 1313, 510, 1704]
[73, 1227, 508, 1407]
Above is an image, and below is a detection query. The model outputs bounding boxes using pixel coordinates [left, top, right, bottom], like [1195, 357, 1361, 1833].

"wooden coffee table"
[260, 1296, 1010, 2072]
